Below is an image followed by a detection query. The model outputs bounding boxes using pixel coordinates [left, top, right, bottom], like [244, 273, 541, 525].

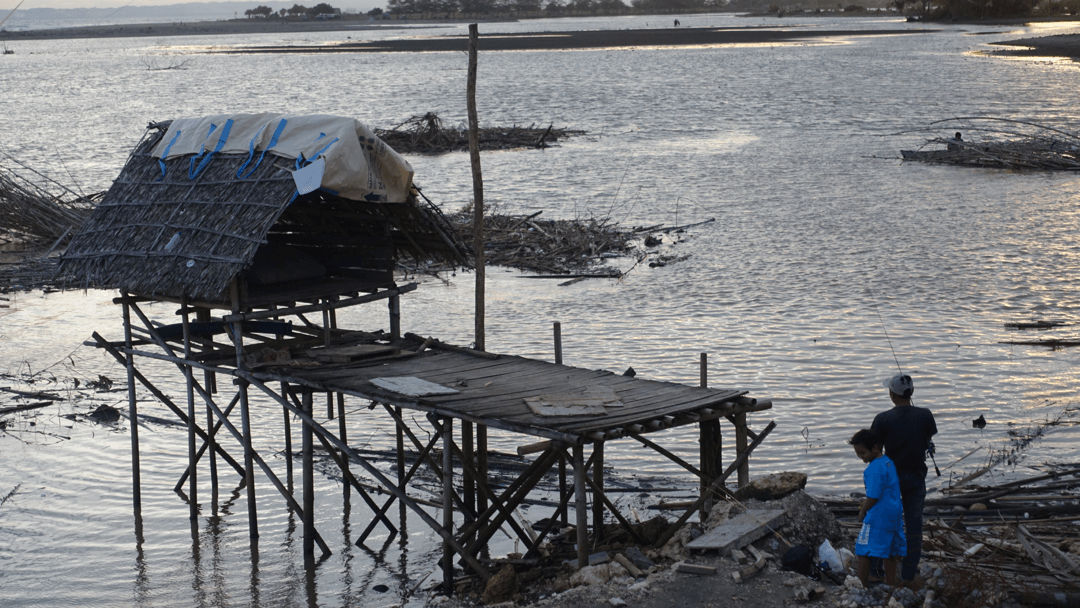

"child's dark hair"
[849, 428, 881, 449]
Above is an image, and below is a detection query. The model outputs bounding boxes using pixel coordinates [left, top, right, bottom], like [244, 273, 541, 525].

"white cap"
[884, 373, 914, 398]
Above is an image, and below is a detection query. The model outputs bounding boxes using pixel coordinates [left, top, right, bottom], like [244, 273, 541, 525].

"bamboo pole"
[230, 280, 258, 541]
[592, 441, 604, 543]
[121, 293, 143, 535]
[395, 406, 406, 526]
[283, 383, 294, 496]
[467, 22, 485, 352]
[182, 302, 198, 523]
[441, 416, 454, 594]
[302, 390, 315, 565]
[196, 307, 218, 502]
[574, 444, 588, 568]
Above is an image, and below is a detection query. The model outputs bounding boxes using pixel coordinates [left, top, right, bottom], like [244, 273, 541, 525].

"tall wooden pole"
[467, 24, 490, 557]
[467, 23, 484, 353]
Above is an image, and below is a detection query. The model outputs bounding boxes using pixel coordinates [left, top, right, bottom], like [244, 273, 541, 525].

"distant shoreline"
[3, 14, 1080, 60]
[0, 17, 460, 41]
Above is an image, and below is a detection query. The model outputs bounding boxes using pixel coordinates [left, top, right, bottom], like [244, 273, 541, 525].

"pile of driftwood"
[0, 158, 94, 243]
[0, 158, 97, 293]
[899, 117, 1080, 171]
[375, 113, 583, 155]
[443, 205, 712, 278]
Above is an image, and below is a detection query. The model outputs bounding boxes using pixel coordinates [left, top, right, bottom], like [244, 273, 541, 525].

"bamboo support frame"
[103, 288, 774, 597]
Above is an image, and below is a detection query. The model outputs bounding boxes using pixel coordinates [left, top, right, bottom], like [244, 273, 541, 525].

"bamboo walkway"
[90, 284, 773, 595]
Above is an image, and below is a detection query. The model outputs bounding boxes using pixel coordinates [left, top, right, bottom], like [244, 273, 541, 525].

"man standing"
[871, 373, 937, 588]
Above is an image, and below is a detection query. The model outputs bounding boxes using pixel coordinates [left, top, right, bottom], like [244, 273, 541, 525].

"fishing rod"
[868, 290, 941, 477]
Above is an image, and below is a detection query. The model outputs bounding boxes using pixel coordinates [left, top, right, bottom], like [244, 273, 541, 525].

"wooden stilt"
[462, 421, 475, 527]
[230, 281, 258, 542]
[573, 444, 588, 568]
[182, 302, 198, 522]
[698, 353, 722, 514]
[196, 307, 218, 502]
[558, 453, 568, 526]
[735, 412, 749, 487]
[283, 384, 294, 496]
[395, 405, 406, 525]
[441, 416, 454, 594]
[553, 321, 562, 365]
[338, 393, 349, 503]
[174, 392, 242, 493]
[121, 294, 142, 532]
[476, 424, 488, 557]
[302, 390, 315, 565]
[388, 294, 400, 341]
[592, 441, 604, 542]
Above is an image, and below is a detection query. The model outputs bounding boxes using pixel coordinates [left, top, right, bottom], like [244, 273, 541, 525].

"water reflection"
[3, 12, 1080, 608]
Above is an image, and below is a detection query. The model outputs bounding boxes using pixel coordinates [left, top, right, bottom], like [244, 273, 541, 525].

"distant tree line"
[243, 0, 1077, 20]
[892, 0, 1080, 18]
[243, 0, 725, 20]
[384, 0, 727, 15]
[244, 3, 348, 19]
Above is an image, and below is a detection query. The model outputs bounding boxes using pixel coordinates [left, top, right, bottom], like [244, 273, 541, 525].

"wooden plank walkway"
[251, 342, 763, 443]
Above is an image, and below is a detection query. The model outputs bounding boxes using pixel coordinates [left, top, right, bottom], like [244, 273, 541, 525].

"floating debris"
[374, 112, 583, 155]
[899, 117, 1080, 171]
[1005, 320, 1069, 330]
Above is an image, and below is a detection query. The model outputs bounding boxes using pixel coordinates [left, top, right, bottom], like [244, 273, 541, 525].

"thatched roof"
[60, 115, 469, 305]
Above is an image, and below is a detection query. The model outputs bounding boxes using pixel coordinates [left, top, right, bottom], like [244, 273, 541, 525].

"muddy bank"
[991, 32, 1080, 60]
[3, 18, 934, 50]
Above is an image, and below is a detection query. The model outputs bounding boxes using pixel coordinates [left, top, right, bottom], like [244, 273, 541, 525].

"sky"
[2, 0, 383, 12]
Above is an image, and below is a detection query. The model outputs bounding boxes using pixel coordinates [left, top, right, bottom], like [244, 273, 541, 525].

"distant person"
[850, 428, 905, 587]
[871, 373, 938, 588]
[947, 132, 963, 151]
[674, 19, 680, 27]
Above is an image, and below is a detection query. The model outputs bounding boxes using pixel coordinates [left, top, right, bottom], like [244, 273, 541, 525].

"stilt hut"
[59, 114, 773, 595]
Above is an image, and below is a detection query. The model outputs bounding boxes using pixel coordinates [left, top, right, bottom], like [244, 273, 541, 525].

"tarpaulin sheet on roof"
[150, 113, 414, 203]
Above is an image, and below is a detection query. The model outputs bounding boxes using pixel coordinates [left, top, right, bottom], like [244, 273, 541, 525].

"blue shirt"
[864, 454, 903, 531]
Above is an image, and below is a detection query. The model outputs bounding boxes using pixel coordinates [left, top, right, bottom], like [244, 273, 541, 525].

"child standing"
[850, 428, 906, 586]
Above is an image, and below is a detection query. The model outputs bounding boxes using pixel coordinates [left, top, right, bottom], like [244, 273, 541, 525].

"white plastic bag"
[817, 539, 844, 573]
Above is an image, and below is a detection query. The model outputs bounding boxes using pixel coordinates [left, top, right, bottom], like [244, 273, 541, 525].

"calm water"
[3, 13, 1080, 606]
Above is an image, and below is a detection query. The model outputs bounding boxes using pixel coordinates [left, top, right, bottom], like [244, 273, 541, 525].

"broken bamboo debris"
[898, 117, 1080, 171]
[374, 112, 583, 155]
[442, 206, 712, 277]
[825, 466, 1080, 602]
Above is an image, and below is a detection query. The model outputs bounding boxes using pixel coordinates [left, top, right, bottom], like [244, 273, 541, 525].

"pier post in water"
[302, 390, 315, 564]
[698, 353, 723, 514]
[121, 293, 143, 532]
[573, 444, 588, 567]
[441, 416, 454, 593]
